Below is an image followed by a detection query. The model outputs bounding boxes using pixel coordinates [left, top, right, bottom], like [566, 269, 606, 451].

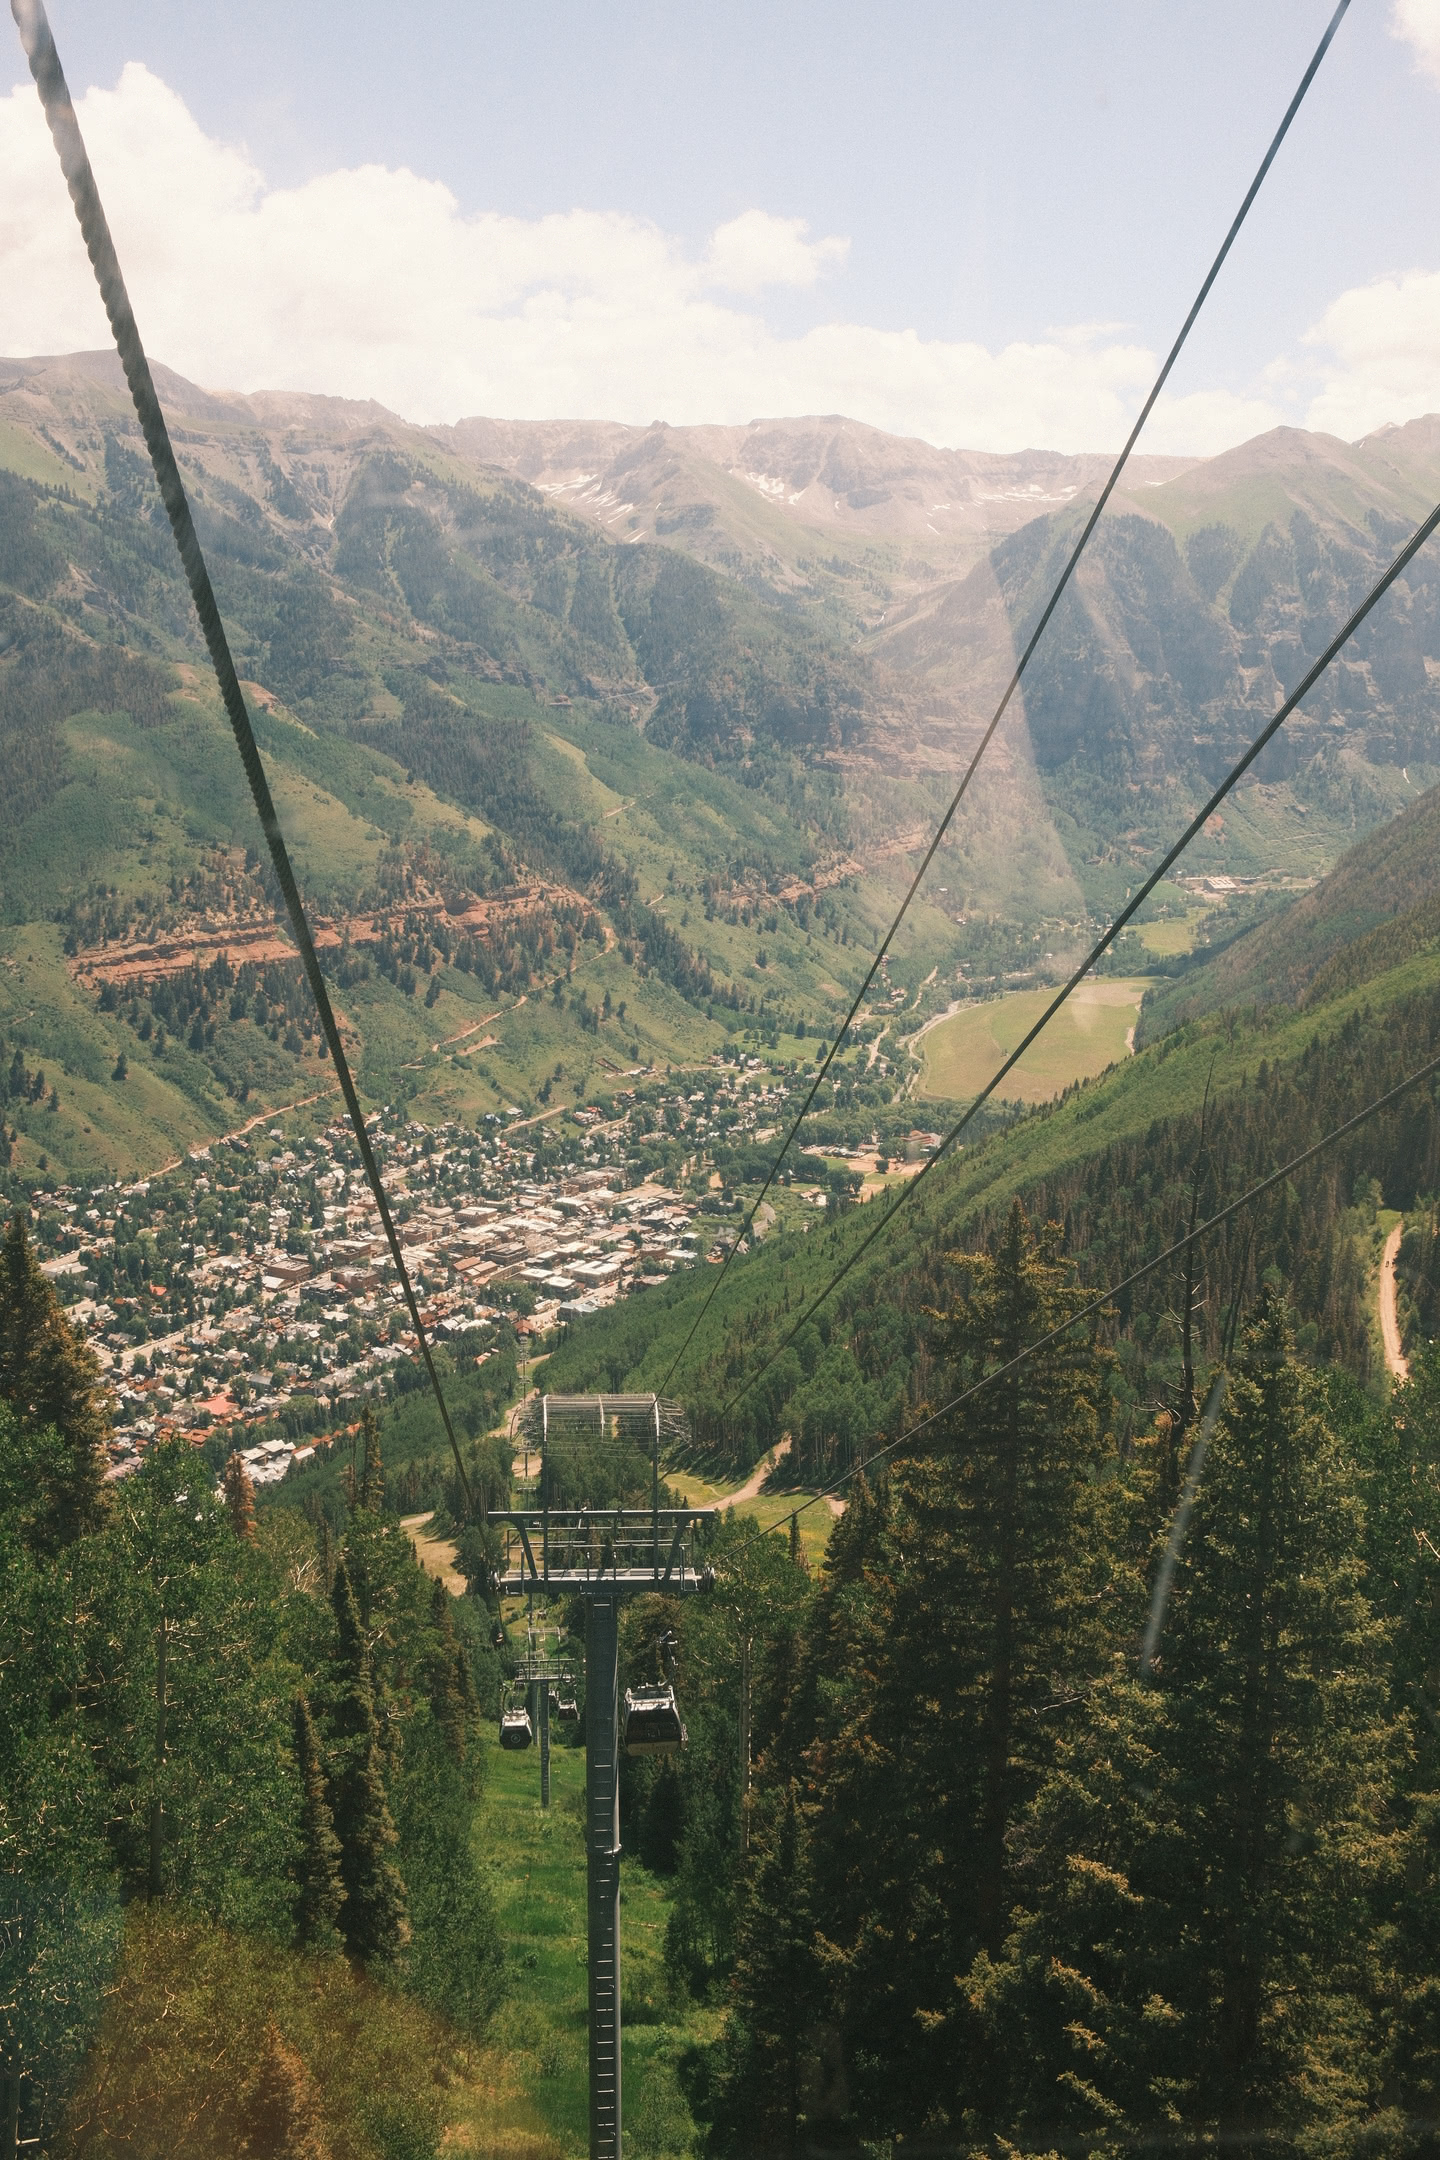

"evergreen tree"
[975, 1293, 1399, 2154]
[800, 1203, 1120, 2142]
[426, 1576, 466, 1763]
[222, 1452, 256, 1544]
[291, 1694, 345, 1954]
[357, 1407, 384, 1513]
[768, 1470, 891, 1813]
[326, 1557, 408, 1966]
[0, 1211, 107, 1548]
[709, 1784, 826, 2159]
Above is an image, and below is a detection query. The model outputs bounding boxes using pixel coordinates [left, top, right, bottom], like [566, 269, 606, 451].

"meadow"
[917, 974, 1151, 1104]
[457, 1731, 711, 2160]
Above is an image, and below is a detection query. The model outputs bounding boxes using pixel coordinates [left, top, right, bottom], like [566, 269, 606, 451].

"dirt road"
[723, 1434, 793, 1503]
[1380, 1222, 1410, 1383]
[715, 1434, 846, 1519]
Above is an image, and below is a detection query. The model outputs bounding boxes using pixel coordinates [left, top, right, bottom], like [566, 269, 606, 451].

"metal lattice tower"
[493, 1394, 713, 2160]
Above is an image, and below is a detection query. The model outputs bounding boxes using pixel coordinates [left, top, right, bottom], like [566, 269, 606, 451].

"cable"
[657, 0, 1350, 1396]
[12, 0, 473, 1512]
[709, 1032, 1440, 1580]
[1140, 1372, 1226, 1680]
[716, 489, 1440, 1420]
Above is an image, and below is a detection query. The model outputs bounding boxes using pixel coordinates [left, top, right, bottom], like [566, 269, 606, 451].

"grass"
[455, 1731, 711, 2160]
[663, 1467, 836, 1567]
[1136, 913, 1205, 958]
[918, 976, 1151, 1104]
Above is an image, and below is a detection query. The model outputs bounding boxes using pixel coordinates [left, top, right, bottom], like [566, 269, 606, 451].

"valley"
[10, 347, 1440, 2160]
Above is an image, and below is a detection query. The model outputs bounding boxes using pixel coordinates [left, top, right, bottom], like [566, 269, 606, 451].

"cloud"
[1302, 269, 1440, 439]
[704, 210, 848, 292]
[0, 60, 1283, 455]
[1391, 0, 1440, 86]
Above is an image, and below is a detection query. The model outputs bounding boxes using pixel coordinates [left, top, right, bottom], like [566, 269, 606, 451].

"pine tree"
[974, 1292, 1399, 2153]
[357, 1407, 384, 1513]
[291, 1694, 345, 1954]
[222, 1452, 256, 1543]
[0, 1210, 108, 1548]
[427, 1576, 466, 1763]
[1167, 1292, 1397, 2141]
[326, 1557, 408, 1965]
[801, 1202, 1120, 2142]
[709, 1784, 826, 2159]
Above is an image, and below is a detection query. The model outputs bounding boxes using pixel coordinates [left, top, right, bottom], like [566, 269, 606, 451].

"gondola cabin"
[556, 1691, 579, 1723]
[499, 1705, 533, 1751]
[622, 1684, 686, 1755]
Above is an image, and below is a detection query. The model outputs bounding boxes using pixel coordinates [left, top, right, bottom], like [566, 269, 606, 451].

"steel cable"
[658, 0, 1350, 1395]
[11, 0, 473, 1510]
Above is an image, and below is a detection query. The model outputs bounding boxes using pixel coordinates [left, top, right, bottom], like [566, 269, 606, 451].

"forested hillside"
[690, 1285, 1440, 2156]
[1136, 774, 1440, 1042]
[0, 1210, 509, 2156]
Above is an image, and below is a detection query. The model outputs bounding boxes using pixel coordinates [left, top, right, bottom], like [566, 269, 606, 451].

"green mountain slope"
[873, 418, 1440, 915]
[1137, 774, 1440, 1043]
[0, 358, 965, 1180]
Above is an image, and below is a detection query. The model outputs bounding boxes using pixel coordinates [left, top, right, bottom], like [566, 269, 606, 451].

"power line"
[657, 0, 1350, 1396]
[12, 0, 473, 1512]
[718, 491, 1440, 1419]
[713, 1032, 1440, 1577]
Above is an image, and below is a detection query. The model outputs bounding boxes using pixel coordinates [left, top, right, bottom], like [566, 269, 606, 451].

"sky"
[3, 0, 1440, 456]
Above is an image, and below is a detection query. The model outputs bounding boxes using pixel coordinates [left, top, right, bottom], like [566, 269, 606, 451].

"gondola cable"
[11, 0, 474, 1511]
[656, 0, 1350, 1396]
[718, 487, 1440, 1420]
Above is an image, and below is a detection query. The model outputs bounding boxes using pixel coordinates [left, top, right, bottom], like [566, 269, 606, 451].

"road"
[723, 1434, 793, 1503]
[1380, 1221, 1410, 1383]
[715, 1433, 846, 1518]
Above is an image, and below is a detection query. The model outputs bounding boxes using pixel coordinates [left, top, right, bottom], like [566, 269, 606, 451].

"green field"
[918, 976, 1151, 1104]
[1136, 913, 1204, 957]
[458, 1729, 709, 2160]
[662, 1468, 836, 1568]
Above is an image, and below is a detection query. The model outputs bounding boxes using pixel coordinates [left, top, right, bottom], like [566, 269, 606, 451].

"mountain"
[874, 416, 1440, 913]
[1135, 774, 1440, 1043]
[439, 410, 1196, 617]
[6, 350, 1440, 1184]
[0, 354, 979, 1181]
